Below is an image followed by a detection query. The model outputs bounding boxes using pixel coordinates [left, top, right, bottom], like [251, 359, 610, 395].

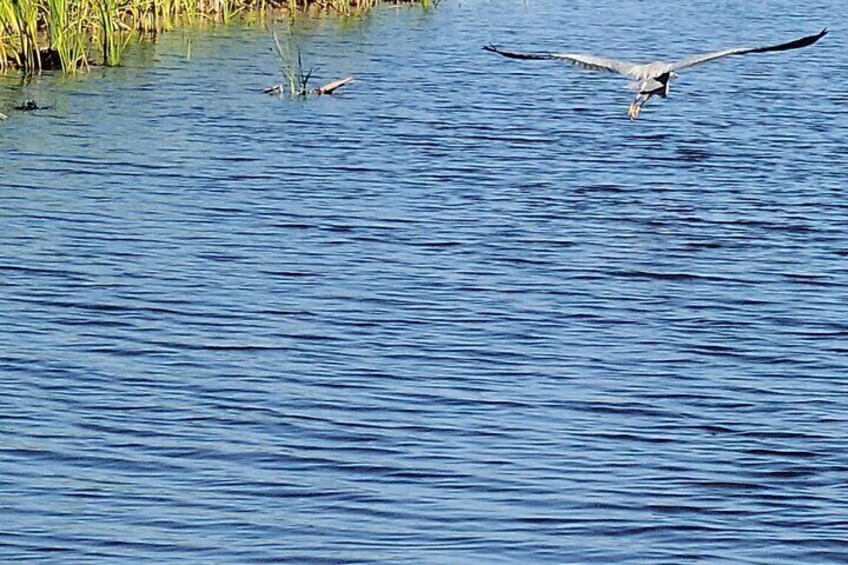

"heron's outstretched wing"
[669, 28, 828, 71]
[483, 44, 639, 76]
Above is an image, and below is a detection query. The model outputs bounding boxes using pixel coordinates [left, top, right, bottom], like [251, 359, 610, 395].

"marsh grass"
[45, 0, 89, 70]
[4, 0, 41, 72]
[271, 25, 312, 97]
[0, 0, 427, 74]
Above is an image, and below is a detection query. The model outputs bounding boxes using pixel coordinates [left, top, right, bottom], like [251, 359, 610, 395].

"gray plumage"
[484, 28, 828, 119]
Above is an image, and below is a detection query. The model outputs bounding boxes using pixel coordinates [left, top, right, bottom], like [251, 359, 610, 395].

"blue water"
[2, 1, 848, 563]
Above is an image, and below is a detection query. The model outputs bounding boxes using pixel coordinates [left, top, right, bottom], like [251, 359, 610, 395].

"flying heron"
[484, 28, 828, 120]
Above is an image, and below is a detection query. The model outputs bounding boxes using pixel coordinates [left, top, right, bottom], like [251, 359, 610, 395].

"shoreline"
[0, 0, 433, 74]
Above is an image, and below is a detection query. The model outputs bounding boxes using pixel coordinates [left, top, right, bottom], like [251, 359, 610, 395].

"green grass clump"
[272, 25, 312, 97]
[0, 0, 430, 74]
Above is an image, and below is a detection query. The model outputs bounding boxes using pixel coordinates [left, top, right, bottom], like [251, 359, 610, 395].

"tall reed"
[45, 0, 88, 70]
[7, 0, 41, 73]
[272, 25, 312, 97]
[97, 0, 129, 66]
[0, 1, 22, 70]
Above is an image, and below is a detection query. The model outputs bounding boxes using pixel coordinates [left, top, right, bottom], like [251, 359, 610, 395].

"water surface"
[2, 1, 848, 563]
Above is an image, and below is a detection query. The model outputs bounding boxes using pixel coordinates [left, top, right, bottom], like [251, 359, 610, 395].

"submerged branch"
[314, 75, 353, 95]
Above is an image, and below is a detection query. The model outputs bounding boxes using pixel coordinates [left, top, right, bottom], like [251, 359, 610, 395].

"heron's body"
[484, 29, 828, 119]
[635, 71, 673, 96]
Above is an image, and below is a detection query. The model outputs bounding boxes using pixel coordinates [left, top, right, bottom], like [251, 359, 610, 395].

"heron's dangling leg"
[628, 93, 650, 120]
[628, 101, 640, 120]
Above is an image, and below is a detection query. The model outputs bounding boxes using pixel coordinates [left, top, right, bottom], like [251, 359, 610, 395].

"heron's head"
[670, 71, 679, 80]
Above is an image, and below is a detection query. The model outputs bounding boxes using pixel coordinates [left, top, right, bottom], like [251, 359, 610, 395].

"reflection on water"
[2, 1, 848, 563]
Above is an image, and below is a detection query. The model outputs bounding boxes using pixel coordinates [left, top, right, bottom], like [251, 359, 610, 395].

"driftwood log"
[313, 76, 353, 95]
[263, 76, 354, 97]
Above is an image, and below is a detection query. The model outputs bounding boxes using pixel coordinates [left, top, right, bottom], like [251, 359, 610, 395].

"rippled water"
[2, 1, 848, 563]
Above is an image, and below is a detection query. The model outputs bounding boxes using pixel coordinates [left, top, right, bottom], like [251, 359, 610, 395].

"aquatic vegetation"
[266, 22, 353, 99]
[45, 0, 90, 70]
[0, 0, 430, 74]
[1, 0, 41, 72]
[271, 25, 313, 97]
[97, 0, 119, 66]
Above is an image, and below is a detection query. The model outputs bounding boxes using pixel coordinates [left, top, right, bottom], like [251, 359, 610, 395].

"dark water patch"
[607, 269, 750, 283]
[676, 146, 712, 161]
